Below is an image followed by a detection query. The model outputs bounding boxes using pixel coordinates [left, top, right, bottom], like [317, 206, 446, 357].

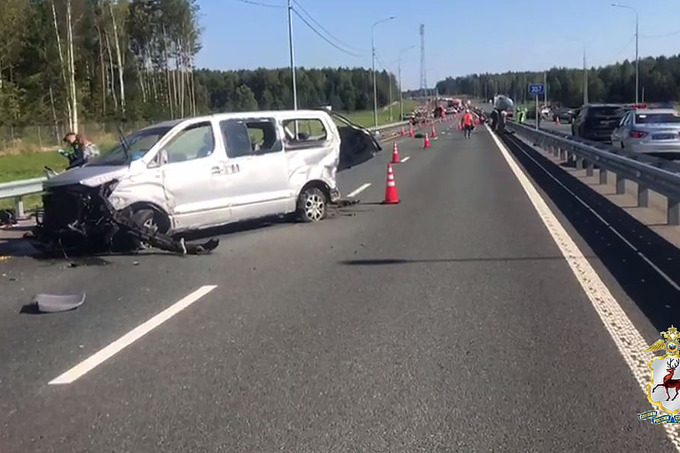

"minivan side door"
[159, 120, 232, 230]
[219, 118, 291, 221]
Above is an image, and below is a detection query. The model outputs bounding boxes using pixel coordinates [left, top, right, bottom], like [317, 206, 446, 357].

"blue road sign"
[529, 84, 545, 96]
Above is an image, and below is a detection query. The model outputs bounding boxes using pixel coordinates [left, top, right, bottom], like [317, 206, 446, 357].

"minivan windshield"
[636, 113, 680, 124]
[88, 126, 173, 166]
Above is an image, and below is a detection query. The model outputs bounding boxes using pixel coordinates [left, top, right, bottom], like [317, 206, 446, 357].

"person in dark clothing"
[497, 110, 507, 134]
[490, 109, 499, 130]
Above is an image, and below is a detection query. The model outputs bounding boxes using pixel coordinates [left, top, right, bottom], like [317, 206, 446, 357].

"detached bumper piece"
[34, 293, 86, 313]
[32, 181, 219, 256]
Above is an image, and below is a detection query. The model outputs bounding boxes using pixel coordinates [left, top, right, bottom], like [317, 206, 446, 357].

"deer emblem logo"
[651, 359, 680, 402]
[646, 326, 680, 415]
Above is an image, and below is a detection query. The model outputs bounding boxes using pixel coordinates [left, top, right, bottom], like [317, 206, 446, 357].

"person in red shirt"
[461, 109, 475, 139]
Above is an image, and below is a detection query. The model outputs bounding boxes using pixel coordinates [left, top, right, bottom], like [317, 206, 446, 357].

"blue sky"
[194, 0, 680, 90]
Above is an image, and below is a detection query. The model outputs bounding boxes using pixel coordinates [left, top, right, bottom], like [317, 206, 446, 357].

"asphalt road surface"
[1, 120, 678, 452]
[524, 118, 573, 135]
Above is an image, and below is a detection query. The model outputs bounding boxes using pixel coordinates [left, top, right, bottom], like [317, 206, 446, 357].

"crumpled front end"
[32, 180, 220, 256]
[32, 181, 121, 253]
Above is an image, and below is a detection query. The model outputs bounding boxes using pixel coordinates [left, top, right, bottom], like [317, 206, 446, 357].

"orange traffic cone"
[409, 125, 415, 137]
[431, 124, 437, 138]
[423, 133, 430, 149]
[391, 141, 401, 163]
[556, 117, 561, 124]
[382, 163, 400, 204]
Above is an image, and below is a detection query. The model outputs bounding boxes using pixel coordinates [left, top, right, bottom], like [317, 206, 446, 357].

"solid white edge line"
[508, 134, 680, 292]
[48, 285, 218, 385]
[400, 156, 411, 162]
[347, 183, 371, 198]
[485, 124, 680, 449]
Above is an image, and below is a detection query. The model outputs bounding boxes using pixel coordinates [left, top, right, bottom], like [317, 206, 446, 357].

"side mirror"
[148, 149, 169, 168]
[159, 149, 169, 166]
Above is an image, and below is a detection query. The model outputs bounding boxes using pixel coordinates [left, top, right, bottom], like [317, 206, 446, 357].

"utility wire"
[641, 29, 680, 39]
[291, 0, 365, 52]
[235, 0, 363, 57]
[234, 0, 284, 9]
[611, 34, 635, 61]
[374, 53, 393, 75]
[291, 8, 361, 57]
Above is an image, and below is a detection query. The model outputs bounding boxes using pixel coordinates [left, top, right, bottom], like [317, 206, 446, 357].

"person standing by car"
[61, 132, 101, 168]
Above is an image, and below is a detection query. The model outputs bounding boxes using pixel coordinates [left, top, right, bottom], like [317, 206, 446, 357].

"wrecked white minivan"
[32, 109, 383, 254]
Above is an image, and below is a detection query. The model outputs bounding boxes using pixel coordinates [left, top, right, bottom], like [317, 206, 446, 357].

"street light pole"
[611, 3, 639, 104]
[287, 0, 297, 110]
[372, 16, 395, 128]
[398, 45, 416, 120]
[635, 9, 639, 104]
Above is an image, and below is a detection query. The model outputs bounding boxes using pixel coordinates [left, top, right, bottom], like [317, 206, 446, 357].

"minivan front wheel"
[297, 186, 327, 223]
[129, 208, 170, 249]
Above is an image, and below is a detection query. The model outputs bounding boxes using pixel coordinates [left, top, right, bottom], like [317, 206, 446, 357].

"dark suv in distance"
[571, 104, 625, 142]
[551, 106, 576, 123]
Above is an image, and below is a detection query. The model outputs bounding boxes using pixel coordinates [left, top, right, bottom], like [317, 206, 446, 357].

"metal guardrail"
[0, 118, 438, 218]
[506, 121, 680, 225]
[0, 177, 47, 218]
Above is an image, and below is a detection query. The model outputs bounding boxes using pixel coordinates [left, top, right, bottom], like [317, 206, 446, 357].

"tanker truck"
[493, 95, 515, 119]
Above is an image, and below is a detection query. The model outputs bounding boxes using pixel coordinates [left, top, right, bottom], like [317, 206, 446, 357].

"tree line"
[0, 0, 399, 131]
[434, 55, 680, 108]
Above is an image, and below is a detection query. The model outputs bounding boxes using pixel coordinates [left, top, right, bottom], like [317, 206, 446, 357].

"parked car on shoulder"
[33, 109, 382, 252]
[610, 108, 680, 159]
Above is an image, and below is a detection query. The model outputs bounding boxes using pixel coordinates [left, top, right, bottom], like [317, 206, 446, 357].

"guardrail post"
[599, 168, 608, 185]
[552, 146, 559, 157]
[14, 196, 25, 219]
[669, 199, 680, 226]
[586, 161, 594, 176]
[559, 148, 566, 160]
[616, 174, 625, 195]
[575, 157, 584, 170]
[637, 184, 649, 207]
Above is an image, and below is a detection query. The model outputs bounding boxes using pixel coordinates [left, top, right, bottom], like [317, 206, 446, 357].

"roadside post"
[529, 83, 545, 131]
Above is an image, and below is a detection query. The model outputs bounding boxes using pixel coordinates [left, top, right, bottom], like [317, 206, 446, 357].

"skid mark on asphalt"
[486, 124, 680, 450]
[49, 285, 217, 385]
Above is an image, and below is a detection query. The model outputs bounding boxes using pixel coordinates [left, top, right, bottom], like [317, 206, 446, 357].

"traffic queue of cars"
[569, 103, 680, 160]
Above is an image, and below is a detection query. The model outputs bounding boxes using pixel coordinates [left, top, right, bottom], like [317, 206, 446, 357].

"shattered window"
[282, 118, 328, 151]
[244, 119, 281, 154]
[164, 122, 215, 164]
[220, 120, 252, 159]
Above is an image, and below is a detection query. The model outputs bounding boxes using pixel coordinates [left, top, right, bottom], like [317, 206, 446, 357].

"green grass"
[343, 99, 419, 127]
[0, 153, 69, 211]
[0, 152, 68, 184]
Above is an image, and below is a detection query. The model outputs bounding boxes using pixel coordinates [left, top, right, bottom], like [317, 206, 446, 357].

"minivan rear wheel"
[297, 186, 327, 223]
